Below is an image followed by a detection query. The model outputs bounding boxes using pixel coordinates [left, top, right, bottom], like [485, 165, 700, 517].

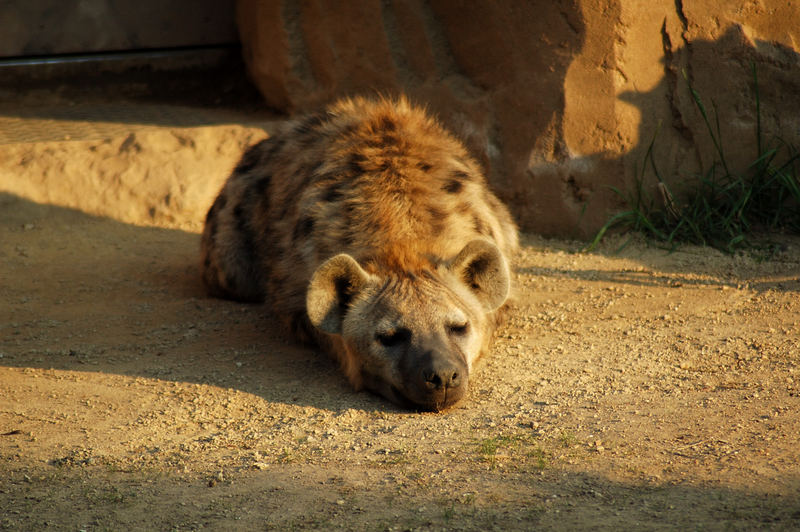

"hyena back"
[201, 96, 518, 411]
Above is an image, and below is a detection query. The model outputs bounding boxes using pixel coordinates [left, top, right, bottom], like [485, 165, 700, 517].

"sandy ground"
[1, 106, 800, 530]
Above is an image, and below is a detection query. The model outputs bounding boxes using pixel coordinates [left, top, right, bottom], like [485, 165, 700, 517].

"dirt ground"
[1, 105, 800, 531]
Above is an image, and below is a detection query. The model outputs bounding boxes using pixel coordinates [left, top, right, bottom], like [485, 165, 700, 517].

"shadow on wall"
[238, 1, 800, 238]
[616, 24, 800, 206]
[0, 8, 798, 240]
[237, 0, 588, 233]
[528, 24, 800, 241]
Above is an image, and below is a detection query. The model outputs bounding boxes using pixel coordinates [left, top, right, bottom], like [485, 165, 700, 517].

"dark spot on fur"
[342, 202, 356, 221]
[428, 206, 448, 236]
[349, 153, 367, 175]
[294, 112, 328, 136]
[379, 116, 397, 132]
[234, 141, 266, 174]
[234, 160, 255, 176]
[473, 215, 489, 236]
[266, 137, 286, 156]
[298, 135, 317, 147]
[341, 230, 357, 247]
[247, 137, 284, 169]
[233, 203, 260, 270]
[367, 132, 402, 149]
[417, 162, 433, 172]
[452, 170, 472, 182]
[309, 160, 325, 177]
[419, 269, 438, 283]
[428, 205, 447, 220]
[339, 123, 358, 138]
[456, 201, 472, 215]
[323, 182, 343, 202]
[297, 162, 320, 189]
[381, 133, 400, 146]
[443, 179, 463, 194]
[293, 216, 315, 240]
[278, 161, 318, 218]
[254, 174, 271, 195]
[402, 271, 419, 282]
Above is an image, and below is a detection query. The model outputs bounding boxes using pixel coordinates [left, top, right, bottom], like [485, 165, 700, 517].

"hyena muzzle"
[201, 96, 518, 411]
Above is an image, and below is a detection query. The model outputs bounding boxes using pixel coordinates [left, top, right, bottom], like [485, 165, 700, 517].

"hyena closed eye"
[201, 96, 518, 411]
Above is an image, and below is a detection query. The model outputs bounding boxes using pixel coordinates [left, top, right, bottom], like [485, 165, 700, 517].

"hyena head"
[306, 239, 509, 411]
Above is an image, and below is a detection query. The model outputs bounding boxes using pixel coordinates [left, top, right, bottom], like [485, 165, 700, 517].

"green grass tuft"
[586, 64, 800, 255]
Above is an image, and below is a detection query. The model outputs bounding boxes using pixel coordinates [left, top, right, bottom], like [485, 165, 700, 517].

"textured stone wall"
[237, 0, 800, 236]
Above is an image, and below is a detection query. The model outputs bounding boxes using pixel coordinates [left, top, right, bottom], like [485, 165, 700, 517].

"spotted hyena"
[201, 96, 518, 411]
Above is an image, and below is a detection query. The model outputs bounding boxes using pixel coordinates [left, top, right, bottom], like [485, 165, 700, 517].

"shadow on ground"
[0, 192, 385, 413]
[3, 193, 800, 530]
[2, 460, 798, 530]
[2, 191, 798, 409]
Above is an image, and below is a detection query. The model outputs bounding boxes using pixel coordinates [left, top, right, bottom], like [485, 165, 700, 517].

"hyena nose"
[423, 362, 462, 390]
[410, 352, 468, 410]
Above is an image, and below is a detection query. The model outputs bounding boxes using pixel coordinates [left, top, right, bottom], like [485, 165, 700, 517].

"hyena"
[201, 96, 518, 411]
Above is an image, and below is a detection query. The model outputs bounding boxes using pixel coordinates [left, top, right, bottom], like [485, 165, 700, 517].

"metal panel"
[0, 0, 237, 57]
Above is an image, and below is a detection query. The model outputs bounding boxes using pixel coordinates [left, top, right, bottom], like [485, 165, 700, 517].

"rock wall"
[237, 0, 800, 237]
[1, 125, 266, 233]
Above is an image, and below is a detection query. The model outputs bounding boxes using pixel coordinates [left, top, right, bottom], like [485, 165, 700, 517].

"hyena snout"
[409, 350, 468, 410]
[422, 355, 462, 390]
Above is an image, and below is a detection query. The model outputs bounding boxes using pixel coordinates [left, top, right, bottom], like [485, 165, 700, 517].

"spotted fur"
[201, 96, 518, 410]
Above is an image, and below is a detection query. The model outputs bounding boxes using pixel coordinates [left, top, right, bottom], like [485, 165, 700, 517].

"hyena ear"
[449, 239, 510, 312]
[307, 254, 371, 335]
